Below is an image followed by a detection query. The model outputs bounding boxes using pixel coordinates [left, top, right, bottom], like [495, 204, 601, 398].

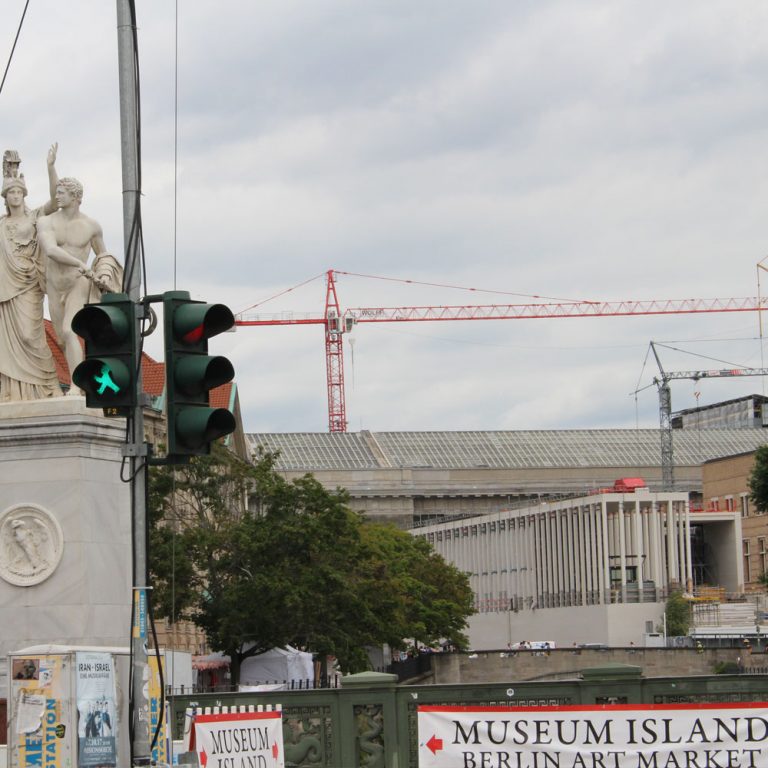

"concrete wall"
[430, 647, 744, 685]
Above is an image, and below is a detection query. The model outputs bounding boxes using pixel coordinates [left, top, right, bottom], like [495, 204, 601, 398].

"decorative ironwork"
[355, 703, 384, 768]
[282, 705, 331, 767]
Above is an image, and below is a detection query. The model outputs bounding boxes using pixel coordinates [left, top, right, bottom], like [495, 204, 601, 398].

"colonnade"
[417, 493, 693, 613]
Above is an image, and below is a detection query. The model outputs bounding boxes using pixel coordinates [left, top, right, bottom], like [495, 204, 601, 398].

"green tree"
[748, 445, 768, 514]
[663, 590, 691, 637]
[148, 446, 472, 682]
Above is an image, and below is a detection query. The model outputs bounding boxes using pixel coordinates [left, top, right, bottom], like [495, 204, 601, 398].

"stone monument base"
[0, 396, 132, 700]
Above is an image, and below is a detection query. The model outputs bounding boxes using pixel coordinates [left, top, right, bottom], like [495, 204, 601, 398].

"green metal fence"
[169, 666, 768, 768]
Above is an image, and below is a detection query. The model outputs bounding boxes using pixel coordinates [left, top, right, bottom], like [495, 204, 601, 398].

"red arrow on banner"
[426, 735, 444, 754]
[200, 748, 208, 767]
[272, 741, 279, 760]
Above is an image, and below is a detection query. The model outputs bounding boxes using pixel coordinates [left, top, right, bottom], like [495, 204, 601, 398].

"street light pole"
[116, 2, 151, 766]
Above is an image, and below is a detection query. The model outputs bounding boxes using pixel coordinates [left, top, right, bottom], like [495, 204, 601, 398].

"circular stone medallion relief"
[0, 504, 64, 587]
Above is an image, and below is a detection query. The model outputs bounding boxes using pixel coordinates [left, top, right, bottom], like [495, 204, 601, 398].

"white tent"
[239, 646, 314, 688]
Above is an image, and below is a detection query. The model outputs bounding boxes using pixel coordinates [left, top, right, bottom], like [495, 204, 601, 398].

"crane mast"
[651, 341, 768, 490]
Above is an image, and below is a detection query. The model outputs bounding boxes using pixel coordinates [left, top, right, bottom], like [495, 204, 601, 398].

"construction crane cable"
[652, 342, 750, 371]
[0, 0, 30, 98]
[334, 268, 598, 305]
[237, 271, 326, 315]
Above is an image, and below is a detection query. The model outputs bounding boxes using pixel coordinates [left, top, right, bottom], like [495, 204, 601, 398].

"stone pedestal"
[0, 397, 132, 699]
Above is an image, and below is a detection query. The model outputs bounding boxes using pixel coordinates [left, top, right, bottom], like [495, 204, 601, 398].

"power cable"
[0, 0, 30, 97]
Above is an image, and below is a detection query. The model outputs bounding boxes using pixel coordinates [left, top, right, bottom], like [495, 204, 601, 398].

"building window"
[741, 494, 750, 518]
[760, 538, 767, 578]
[744, 540, 751, 583]
[725, 496, 734, 512]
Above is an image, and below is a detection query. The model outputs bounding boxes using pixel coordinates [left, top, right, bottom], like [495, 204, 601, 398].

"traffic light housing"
[71, 293, 138, 412]
[164, 290, 236, 459]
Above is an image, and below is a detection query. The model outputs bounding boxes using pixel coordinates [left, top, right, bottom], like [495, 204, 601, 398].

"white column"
[600, 500, 611, 606]
[618, 499, 627, 602]
[666, 500, 677, 587]
[577, 504, 587, 606]
[633, 499, 644, 602]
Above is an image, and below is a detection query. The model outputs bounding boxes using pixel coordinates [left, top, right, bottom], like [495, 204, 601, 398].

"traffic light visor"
[172, 303, 234, 346]
[174, 355, 235, 397]
[175, 407, 236, 449]
[71, 304, 130, 348]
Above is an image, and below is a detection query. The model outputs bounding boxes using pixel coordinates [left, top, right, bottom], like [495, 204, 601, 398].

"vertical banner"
[75, 651, 118, 768]
[12, 654, 68, 768]
[191, 711, 285, 768]
[147, 653, 169, 766]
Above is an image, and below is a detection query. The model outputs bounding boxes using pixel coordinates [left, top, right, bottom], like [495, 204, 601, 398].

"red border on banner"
[418, 701, 768, 714]
[189, 710, 282, 750]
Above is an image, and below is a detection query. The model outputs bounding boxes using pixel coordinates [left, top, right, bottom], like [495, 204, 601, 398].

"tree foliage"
[148, 445, 472, 681]
[748, 445, 768, 514]
[664, 590, 691, 637]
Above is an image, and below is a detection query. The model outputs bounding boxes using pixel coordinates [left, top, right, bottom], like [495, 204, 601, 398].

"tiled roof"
[211, 381, 232, 410]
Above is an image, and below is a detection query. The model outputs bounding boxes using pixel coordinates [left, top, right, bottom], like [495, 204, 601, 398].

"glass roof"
[246, 429, 767, 471]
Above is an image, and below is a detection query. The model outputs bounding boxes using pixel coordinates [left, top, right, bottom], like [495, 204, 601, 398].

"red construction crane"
[235, 269, 765, 433]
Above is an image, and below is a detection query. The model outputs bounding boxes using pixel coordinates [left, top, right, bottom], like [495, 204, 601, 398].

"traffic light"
[71, 293, 138, 412]
[163, 290, 236, 459]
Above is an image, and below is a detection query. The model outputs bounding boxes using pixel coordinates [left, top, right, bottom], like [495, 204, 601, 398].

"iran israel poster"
[76, 651, 118, 768]
[191, 710, 284, 768]
[418, 703, 768, 768]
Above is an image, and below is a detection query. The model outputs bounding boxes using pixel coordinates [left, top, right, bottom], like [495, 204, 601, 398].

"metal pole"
[116, 2, 150, 765]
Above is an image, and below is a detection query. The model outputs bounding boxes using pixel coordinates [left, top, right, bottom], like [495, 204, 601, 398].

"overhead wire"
[0, 0, 30, 98]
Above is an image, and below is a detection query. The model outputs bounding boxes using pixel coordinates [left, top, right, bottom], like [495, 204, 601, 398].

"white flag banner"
[191, 711, 284, 768]
[418, 702, 768, 768]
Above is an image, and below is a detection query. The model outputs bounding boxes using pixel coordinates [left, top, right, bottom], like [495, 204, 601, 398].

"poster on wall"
[12, 654, 68, 768]
[418, 702, 768, 768]
[75, 651, 118, 768]
[191, 711, 285, 768]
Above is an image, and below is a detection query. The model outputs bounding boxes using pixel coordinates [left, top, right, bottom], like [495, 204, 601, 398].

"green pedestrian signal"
[163, 290, 236, 460]
[71, 293, 138, 411]
[94, 364, 121, 395]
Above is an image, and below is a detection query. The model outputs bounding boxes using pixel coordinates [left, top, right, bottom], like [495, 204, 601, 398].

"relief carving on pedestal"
[0, 504, 63, 586]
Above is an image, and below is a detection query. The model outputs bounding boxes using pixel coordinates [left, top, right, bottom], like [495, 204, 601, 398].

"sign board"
[418, 703, 768, 768]
[191, 711, 284, 768]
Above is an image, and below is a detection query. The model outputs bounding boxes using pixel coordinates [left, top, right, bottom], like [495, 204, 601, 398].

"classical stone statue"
[0, 146, 61, 401]
[38, 177, 123, 390]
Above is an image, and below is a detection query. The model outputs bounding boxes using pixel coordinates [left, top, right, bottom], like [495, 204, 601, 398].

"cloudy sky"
[3, 1, 768, 433]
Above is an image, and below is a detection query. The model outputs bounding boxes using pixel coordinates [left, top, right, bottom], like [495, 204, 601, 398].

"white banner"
[192, 711, 284, 768]
[418, 703, 768, 768]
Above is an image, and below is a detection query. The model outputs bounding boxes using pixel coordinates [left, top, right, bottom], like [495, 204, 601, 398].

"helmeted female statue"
[0, 146, 61, 401]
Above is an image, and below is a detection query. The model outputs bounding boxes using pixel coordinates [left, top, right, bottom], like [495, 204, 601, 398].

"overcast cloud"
[3, 1, 768, 432]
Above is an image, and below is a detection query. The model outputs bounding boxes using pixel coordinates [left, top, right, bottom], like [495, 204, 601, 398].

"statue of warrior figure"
[0, 145, 60, 401]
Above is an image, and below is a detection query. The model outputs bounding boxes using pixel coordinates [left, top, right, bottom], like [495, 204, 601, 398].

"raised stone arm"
[42, 143, 59, 215]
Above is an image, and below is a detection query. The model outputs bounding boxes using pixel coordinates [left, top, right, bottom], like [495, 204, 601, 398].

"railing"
[169, 666, 768, 768]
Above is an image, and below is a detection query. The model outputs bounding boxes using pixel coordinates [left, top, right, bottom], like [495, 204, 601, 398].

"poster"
[12, 654, 67, 768]
[418, 702, 768, 768]
[76, 651, 118, 768]
[147, 653, 169, 765]
[191, 711, 285, 768]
